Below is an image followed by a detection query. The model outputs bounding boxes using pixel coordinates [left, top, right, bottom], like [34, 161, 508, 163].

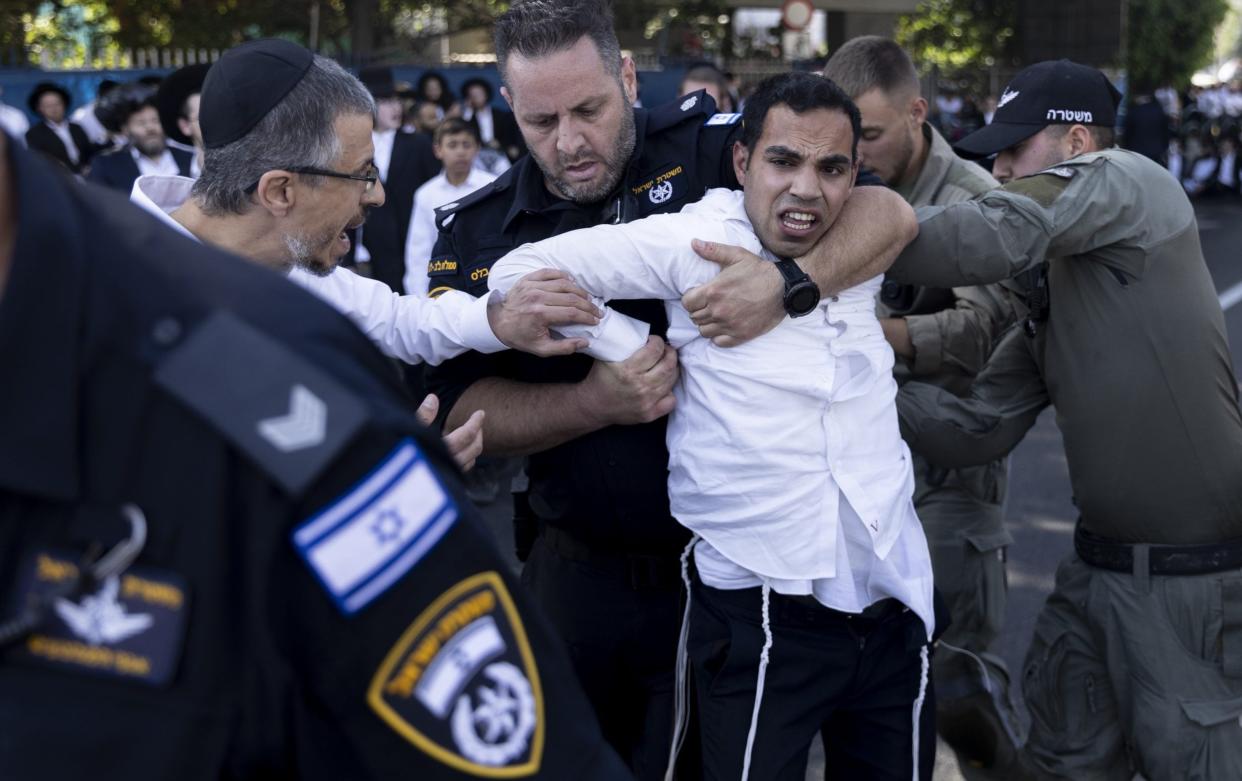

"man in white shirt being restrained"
[488, 71, 936, 781]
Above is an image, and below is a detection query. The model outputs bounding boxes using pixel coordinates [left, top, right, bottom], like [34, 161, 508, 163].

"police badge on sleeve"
[368, 571, 545, 777]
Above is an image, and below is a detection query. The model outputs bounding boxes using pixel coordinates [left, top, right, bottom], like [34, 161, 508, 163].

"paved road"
[468, 196, 1242, 779]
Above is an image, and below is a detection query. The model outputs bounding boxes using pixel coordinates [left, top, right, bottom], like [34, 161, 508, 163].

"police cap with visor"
[953, 59, 1122, 159]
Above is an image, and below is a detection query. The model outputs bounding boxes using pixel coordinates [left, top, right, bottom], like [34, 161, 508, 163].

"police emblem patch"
[9, 549, 190, 686]
[632, 164, 686, 213]
[681, 95, 698, 111]
[649, 180, 674, 204]
[368, 571, 544, 777]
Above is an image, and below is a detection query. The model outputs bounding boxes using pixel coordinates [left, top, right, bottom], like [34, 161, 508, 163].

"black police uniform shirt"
[0, 142, 628, 780]
[424, 91, 743, 555]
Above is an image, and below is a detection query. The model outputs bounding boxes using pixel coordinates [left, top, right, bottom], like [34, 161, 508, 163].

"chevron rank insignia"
[154, 311, 368, 495]
[292, 438, 459, 615]
[367, 571, 544, 775]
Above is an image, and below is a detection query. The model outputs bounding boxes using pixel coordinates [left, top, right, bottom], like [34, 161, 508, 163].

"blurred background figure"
[405, 99, 441, 136]
[461, 76, 525, 162]
[0, 86, 28, 141]
[416, 70, 459, 120]
[70, 78, 118, 146]
[89, 82, 193, 192]
[25, 81, 94, 174]
[156, 63, 210, 178]
[355, 66, 439, 293]
[404, 117, 495, 297]
[677, 61, 734, 112]
[1124, 83, 1173, 166]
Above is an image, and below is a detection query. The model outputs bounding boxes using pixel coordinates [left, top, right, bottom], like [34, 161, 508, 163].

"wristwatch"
[774, 257, 820, 318]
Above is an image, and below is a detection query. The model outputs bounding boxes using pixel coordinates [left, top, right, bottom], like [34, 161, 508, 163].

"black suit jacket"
[86, 145, 194, 193]
[361, 131, 439, 293]
[467, 107, 526, 161]
[25, 122, 94, 174]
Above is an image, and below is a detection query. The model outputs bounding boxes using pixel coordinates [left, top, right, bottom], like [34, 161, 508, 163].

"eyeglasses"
[289, 165, 380, 192]
[246, 165, 380, 194]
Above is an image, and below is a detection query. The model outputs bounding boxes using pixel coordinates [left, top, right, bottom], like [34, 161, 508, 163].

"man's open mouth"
[780, 209, 820, 232]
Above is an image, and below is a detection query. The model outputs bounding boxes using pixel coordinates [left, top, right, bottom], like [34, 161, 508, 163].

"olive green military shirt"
[892, 148, 1242, 544]
[885, 123, 1015, 389]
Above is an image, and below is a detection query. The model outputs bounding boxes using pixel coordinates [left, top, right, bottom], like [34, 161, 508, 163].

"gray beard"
[535, 106, 637, 204]
[283, 232, 332, 277]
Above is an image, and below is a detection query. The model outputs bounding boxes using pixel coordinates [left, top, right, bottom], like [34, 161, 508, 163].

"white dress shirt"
[129, 175, 507, 366]
[464, 105, 495, 145]
[46, 120, 80, 164]
[403, 169, 497, 296]
[488, 188, 934, 636]
[132, 146, 181, 177]
[372, 128, 397, 184]
[0, 103, 29, 142]
[71, 102, 109, 145]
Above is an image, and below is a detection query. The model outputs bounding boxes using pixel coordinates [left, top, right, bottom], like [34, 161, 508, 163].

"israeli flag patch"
[292, 439, 458, 615]
[705, 112, 742, 126]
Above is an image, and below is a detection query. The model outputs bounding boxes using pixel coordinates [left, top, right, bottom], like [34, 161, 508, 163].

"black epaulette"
[153, 311, 369, 496]
[433, 171, 513, 232]
[644, 88, 718, 134]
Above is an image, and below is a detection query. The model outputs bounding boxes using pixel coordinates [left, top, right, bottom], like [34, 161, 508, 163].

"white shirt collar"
[130, 174, 198, 240]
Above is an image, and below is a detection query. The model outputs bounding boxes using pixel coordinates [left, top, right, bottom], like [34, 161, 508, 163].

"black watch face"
[787, 283, 820, 315]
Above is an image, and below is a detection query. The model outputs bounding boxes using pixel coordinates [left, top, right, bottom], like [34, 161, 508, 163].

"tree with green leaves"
[1126, 0, 1229, 88]
[895, 0, 1016, 91]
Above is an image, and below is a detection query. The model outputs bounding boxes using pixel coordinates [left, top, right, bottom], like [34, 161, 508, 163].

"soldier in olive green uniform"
[824, 38, 1022, 770]
[891, 60, 1242, 781]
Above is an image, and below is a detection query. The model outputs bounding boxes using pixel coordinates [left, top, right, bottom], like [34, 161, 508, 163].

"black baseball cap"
[953, 59, 1122, 159]
[200, 39, 314, 149]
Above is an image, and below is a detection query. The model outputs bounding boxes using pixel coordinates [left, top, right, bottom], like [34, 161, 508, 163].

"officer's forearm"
[888, 197, 1050, 287]
[800, 187, 918, 295]
[445, 377, 608, 457]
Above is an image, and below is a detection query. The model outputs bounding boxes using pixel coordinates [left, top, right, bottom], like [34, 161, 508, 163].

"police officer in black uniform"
[0, 130, 630, 779]
[423, 2, 916, 776]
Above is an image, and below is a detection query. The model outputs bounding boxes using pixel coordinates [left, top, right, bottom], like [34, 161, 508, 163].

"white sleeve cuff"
[456, 290, 507, 354]
[581, 302, 650, 362]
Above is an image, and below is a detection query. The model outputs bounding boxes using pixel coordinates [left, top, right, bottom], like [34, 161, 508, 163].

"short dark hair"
[741, 71, 862, 160]
[96, 82, 159, 133]
[434, 117, 480, 146]
[494, 0, 622, 88]
[681, 63, 728, 94]
[1045, 123, 1116, 150]
[822, 36, 920, 101]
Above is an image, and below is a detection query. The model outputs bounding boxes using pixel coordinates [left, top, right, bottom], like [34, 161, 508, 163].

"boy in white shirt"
[489, 71, 935, 781]
[404, 118, 497, 296]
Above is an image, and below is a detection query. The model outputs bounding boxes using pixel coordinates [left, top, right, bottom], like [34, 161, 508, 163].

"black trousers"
[521, 531, 687, 781]
[687, 577, 936, 781]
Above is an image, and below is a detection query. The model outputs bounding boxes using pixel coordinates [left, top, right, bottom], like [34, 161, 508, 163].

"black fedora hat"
[359, 66, 398, 100]
[28, 82, 72, 115]
[156, 63, 211, 145]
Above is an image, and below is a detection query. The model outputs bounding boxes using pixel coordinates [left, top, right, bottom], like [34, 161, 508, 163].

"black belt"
[1074, 523, 1242, 576]
[539, 525, 685, 591]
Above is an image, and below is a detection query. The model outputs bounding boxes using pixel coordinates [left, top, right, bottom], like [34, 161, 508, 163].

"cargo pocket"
[966, 530, 1010, 642]
[1023, 623, 1073, 738]
[1167, 696, 1242, 781]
